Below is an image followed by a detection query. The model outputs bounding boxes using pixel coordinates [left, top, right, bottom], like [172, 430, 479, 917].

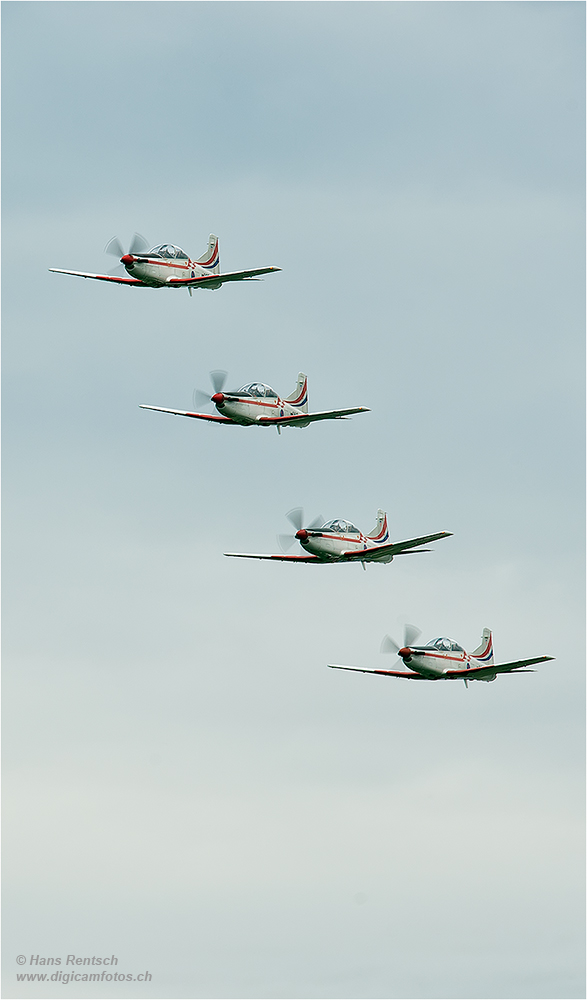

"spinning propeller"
[105, 233, 150, 273]
[192, 370, 229, 410]
[380, 623, 422, 667]
[278, 508, 324, 552]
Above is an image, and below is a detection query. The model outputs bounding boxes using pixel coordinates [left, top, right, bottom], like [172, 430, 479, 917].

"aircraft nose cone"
[211, 392, 225, 406]
[398, 647, 412, 659]
[295, 529, 309, 542]
[120, 254, 135, 266]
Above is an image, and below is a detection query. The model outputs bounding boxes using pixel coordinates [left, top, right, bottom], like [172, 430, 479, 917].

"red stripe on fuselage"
[132, 259, 194, 271]
[226, 398, 295, 411]
[315, 533, 366, 544]
[412, 651, 466, 664]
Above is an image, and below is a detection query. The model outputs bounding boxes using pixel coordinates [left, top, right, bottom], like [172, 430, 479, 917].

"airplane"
[49, 233, 280, 294]
[140, 371, 369, 432]
[329, 624, 554, 685]
[224, 508, 452, 566]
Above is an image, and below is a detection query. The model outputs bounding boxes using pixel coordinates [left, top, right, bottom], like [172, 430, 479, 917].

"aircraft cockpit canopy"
[238, 382, 278, 398]
[321, 519, 360, 534]
[424, 637, 464, 652]
[148, 243, 189, 259]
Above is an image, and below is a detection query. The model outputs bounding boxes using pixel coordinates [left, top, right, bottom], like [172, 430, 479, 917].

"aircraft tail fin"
[284, 373, 308, 413]
[366, 509, 389, 543]
[195, 234, 220, 274]
[471, 628, 494, 665]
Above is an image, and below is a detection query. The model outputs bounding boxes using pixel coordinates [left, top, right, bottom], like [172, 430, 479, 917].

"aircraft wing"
[49, 266, 281, 288]
[445, 655, 554, 680]
[49, 268, 146, 285]
[224, 552, 321, 562]
[167, 266, 281, 287]
[139, 405, 234, 423]
[257, 406, 370, 426]
[340, 530, 452, 561]
[329, 664, 427, 679]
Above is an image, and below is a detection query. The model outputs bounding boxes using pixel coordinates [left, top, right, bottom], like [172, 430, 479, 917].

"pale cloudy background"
[2, 3, 584, 998]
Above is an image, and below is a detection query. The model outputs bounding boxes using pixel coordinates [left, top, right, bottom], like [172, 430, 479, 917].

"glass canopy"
[424, 637, 464, 652]
[148, 244, 189, 259]
[238, 382, 278, 398]
[321, 519, 360, 534]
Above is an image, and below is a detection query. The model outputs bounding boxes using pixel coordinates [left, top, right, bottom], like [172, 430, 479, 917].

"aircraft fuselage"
[401, 648, 496, 680]
[123, 255, 219, 288]
[300, 531, 391, 562]
[216, 395, 308, 425]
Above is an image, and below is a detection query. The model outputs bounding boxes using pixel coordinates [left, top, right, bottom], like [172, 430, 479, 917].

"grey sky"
[3, 3, 584, 998]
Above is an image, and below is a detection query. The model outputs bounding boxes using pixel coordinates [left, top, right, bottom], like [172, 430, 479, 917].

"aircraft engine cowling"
[479, 674, 496, 682]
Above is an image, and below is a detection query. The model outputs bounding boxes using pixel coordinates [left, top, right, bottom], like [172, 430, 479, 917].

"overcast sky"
[3, 3, 585, 998]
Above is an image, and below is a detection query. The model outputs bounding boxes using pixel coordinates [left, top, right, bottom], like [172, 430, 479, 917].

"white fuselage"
[216, 395, 308, 425]
[125, 256, 216, 287]
[404, 649, 495, 680]
[300, 530, 391, 562]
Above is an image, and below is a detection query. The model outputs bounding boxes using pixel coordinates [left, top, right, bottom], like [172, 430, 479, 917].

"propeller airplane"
[224, 509, 452, 566]
[49, 233, 280, 294]
[329, 625, 554, 685]
[140, 371, 369, 431]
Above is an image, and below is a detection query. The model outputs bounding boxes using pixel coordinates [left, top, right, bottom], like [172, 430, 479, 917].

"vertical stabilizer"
[471, 628, 494, 665]
[195, 234, 220, 274]
[367, 509, 389, 543]
[284, 373, 308, 413]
